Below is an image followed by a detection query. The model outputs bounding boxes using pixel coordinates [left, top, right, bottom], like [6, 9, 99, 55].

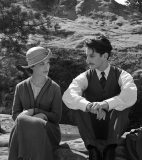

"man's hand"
[95, 101, 109, 112]
[90, 101, 108, 120]
[96, 109, 106, 120]
[19, 109, 34, 116]
[33, 113, 48, 121]
[86, 103, 93, 112]
[90, 102, 98, 114]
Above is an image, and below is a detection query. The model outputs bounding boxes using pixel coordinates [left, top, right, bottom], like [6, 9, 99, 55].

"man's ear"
[103, 52, 109, 59]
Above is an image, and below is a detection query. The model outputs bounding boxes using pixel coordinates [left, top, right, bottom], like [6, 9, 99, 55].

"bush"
[38, 0, 56, 8]
[0, 0, 55, 113]
[126, 0, 142, 13]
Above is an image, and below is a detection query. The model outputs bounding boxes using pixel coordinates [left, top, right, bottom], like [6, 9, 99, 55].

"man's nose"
[86, 57, 90, 64]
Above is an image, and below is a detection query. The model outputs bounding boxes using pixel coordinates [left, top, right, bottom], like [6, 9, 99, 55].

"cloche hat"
[22, 46, 52, 68]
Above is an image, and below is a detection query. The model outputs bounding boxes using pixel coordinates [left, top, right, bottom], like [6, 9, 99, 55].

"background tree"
[126, 0, 142, 13]
[0, 0, 54, 113]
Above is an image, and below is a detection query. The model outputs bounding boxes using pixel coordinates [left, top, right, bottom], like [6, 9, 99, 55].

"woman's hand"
[19, 109, 34, 116]
[33, 113, 48, 121]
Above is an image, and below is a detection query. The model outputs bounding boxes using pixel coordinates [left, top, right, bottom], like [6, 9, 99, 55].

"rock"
[0, 134, 10, 147]
[0, 114, 88, 160]
[54, 147, 87, 160]
[0, 114, 133, 160]
[115, 132, 130, 160]
[0, 147, 8, 160]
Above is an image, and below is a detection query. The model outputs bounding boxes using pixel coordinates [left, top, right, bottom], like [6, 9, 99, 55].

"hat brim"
[22, 53, 51, 68]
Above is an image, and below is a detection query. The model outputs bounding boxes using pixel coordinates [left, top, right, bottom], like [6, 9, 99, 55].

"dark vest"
[84, 66, 122, 102]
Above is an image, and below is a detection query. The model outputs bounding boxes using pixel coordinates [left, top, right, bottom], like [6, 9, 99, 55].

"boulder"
[0, 114, 87, 160]
[115, 132, 130, 160]
[0, 114, 132, 160]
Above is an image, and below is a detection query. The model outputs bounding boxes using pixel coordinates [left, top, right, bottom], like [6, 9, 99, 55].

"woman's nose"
[45, 64, 50, 69]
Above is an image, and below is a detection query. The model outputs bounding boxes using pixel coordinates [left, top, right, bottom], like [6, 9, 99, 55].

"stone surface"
[0, 114, 131, 160]
[115, 133, 130, 160]
[0, 114, 87, 160]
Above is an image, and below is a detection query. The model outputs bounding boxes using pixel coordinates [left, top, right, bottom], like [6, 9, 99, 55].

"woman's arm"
[12, 84, 23, 121]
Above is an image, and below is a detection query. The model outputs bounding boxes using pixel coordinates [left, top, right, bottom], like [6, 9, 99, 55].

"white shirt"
[96, 65, 110, 80]
[62, 65, 137, 112]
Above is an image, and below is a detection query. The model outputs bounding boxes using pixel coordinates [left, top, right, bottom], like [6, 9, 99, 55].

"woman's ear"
[30, 66, 34, 70]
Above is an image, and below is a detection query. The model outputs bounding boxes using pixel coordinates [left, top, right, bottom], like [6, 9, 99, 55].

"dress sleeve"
[35, 86, 62, 124]
[12, 84, 23, 121]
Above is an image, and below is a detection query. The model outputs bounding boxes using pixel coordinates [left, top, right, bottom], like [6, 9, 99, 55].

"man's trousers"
[72, 108, 130, 151]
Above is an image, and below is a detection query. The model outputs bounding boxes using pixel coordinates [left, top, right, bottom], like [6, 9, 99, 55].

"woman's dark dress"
[8, 77, 62, 160]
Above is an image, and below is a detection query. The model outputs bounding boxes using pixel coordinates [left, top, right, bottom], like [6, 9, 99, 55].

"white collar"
[96, 64, 110, 79]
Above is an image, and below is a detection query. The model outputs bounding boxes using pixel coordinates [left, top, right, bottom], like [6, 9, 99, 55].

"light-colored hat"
[22, 46, 52, 68]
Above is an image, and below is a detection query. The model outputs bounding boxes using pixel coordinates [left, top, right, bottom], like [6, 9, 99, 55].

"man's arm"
[62, 72, 91, 112]
[104, 70, 137, 111]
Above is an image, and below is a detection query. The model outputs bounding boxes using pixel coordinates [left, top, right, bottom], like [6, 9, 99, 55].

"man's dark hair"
[84, 34, 112, 59]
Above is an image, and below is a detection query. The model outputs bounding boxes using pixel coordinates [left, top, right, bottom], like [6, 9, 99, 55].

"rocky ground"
[0, 114, 131, 160]
[0, 114, 88, 160]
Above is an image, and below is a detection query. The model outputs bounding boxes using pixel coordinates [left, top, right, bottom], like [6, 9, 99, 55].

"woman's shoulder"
[16, 78, 30, 88]
[49, 78, 60, 89]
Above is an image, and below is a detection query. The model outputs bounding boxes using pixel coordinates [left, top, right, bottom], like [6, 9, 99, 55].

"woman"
[8, 46, 62, 160]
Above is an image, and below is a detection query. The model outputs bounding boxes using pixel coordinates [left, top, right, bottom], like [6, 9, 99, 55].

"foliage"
[48, 47, 86, 124]
[88, 11, 117, 21]
[0, 0, 52, 57]
[38, 0, 57, 8]
[59, 0, 77, 9]
[0, 0, 54, 112]
[126, 0, 142, 13]
[0, 57, 22, 111]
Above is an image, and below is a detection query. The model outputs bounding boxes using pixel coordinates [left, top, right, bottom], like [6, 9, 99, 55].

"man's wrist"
[86, 103, 93, 112]
[104, 101, 109, 111]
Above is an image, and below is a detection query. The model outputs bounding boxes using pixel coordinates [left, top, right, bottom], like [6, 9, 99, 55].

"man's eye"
[40, 63, 44, 66]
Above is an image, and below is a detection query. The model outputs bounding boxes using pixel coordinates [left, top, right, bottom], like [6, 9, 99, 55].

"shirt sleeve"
[105, 70, 137, 111]
[62, 72, 90, 112]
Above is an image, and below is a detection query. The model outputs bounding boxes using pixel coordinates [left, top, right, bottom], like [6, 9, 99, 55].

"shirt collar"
[96, 64, 110, 79]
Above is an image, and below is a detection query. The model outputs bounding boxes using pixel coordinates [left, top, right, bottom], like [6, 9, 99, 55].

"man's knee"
[71, 109, 80, 120]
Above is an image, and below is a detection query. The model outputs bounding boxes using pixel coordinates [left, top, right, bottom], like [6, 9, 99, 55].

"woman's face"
[31, 58, 50, 77]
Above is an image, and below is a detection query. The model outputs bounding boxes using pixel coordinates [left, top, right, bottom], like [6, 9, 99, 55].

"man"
[62, 35, 137, 160]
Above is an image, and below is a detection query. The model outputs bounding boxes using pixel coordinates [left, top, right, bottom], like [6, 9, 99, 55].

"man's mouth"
[44, 71, 48, 73]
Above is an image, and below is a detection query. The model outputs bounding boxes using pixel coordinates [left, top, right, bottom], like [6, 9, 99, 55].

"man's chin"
[89, 65, 96, 70]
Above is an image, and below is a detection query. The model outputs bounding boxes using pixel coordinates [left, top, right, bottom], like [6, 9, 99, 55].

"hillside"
[19, 0, 142, 52]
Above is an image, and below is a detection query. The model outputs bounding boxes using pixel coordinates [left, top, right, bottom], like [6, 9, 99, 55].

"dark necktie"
[100, 72, 106, 88]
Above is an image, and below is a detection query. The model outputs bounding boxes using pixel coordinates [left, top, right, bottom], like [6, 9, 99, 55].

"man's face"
[86, 47, 106, 71]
